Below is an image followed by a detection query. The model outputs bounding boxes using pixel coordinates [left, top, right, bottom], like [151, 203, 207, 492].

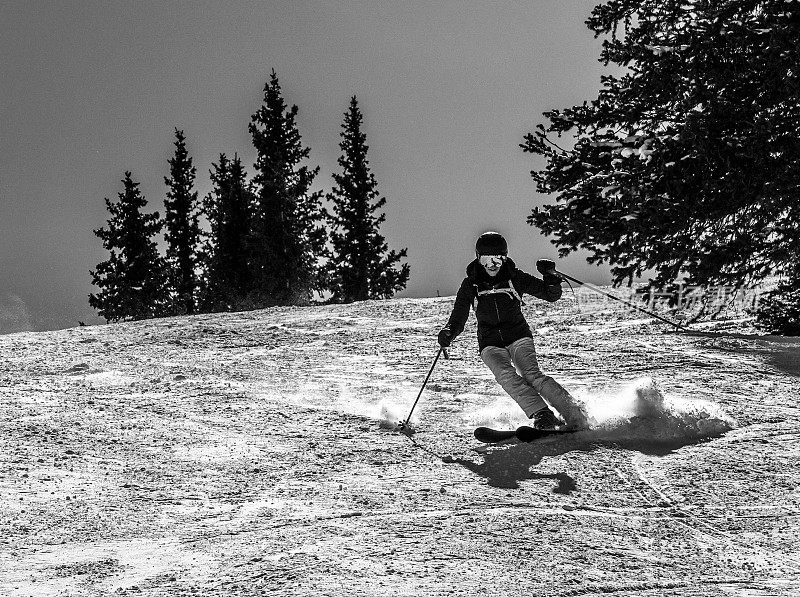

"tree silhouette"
[523, 0, 800, 328]
[201, 153, 252, 311]
[163, 129, 201, 315]
[89, 172, 167, 322]
[755, 261, 800, 335]
[247, 71, 327, 305]
[326, 96, 409, 302]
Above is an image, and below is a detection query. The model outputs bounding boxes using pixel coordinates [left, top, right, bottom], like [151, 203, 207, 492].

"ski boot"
[532, 407, 561, 430]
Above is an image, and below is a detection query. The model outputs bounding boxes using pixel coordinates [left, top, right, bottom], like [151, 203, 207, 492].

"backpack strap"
[472, 279, 525, 307]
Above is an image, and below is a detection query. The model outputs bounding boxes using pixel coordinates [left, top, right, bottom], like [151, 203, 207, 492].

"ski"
[474, 425, 576, 444]
[473, 427, 517, 443]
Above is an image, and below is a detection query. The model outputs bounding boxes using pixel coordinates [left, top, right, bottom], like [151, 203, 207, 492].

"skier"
[437, 231, 590, 430]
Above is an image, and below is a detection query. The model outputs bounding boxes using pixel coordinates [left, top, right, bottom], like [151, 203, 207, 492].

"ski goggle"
[479, 254, 507, 268]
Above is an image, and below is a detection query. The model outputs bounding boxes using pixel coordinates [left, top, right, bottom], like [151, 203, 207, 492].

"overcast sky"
[0, 0, 610, 333]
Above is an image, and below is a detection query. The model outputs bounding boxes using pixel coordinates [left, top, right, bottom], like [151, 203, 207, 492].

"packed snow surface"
[1, 294, 799, 596]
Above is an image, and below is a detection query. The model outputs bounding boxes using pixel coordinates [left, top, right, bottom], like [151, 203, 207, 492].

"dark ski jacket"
[443, 257, 562, 351]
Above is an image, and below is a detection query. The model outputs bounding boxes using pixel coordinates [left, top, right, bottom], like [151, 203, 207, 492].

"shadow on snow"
[443, 431, 724, 491]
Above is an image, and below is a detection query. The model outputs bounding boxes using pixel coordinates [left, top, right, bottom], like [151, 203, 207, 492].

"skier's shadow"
[448, 433, 705, 492]
[450, 438, 588, 491]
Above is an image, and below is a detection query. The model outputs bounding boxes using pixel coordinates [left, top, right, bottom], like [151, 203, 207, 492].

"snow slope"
[1, 294, 799, 596]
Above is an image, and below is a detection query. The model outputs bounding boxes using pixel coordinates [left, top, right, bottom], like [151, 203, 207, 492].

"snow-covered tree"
[201, 153, 252, 311]
[247, 71, 327, 305]
[163, 129, 201, 315]
[524, 0, 800, 327]
[326, 96, 409, 302]
[90, 172, 168, 322]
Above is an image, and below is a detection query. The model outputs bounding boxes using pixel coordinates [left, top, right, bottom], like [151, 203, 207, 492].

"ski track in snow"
[1, 296, 799, 596]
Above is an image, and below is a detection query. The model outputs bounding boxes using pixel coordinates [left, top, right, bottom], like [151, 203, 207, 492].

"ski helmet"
[475, 231, 508, 256]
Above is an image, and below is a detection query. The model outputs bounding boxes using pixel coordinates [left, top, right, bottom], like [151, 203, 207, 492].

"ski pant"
[480, 336, 589, 429]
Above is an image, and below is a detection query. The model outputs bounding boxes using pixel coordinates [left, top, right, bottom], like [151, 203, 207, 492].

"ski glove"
[544, 273, 563, 287]
[537, 259, 563, 286]
[437, 328, 453, 348]
[536, 259, 557, 276]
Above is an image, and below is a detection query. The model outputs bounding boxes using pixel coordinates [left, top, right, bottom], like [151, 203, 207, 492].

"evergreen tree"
[201, 153, 252, 310]
[89, 172, 168, 322]
[755, 265, 800, 335]
[163, 129, 201, 315]
[326, 96, 410, 302]
[247, 70, 327, 305]
[523, 1, 800, 326]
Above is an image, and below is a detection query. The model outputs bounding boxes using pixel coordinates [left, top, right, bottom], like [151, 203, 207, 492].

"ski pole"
[398, 346, 448, 430]
[552, 269, 685, 332]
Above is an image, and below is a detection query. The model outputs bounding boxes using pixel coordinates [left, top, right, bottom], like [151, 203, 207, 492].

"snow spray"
[463, 396, 532, 430]
[462, 377, 735, 444]
[377, 400, 419, 430]
[578, 377, 736, 443]
[326, 381, 420, 429]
